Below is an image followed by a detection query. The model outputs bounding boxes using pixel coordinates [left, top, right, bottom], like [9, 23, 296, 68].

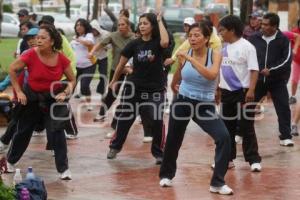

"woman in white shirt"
[71, 18, 96, 110]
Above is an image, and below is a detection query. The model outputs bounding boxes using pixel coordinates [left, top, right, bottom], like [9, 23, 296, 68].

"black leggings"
[76, 64, 96, 96]
[109, 86, 165, 158]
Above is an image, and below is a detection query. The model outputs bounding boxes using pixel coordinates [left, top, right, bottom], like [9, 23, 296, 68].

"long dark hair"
[139, 13, 160, 39]
[74, 18, 93, 37]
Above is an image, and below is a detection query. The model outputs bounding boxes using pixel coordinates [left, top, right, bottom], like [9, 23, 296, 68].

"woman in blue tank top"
[159, 22, 233, 195]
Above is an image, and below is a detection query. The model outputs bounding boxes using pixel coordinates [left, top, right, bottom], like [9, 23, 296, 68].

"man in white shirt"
[218, 15, 262, 172]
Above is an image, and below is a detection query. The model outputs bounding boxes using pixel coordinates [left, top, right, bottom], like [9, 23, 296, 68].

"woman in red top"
[6, 24, 76, 180]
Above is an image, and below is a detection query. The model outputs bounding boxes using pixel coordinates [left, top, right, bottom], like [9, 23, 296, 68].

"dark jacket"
[248, 30, 292, 82]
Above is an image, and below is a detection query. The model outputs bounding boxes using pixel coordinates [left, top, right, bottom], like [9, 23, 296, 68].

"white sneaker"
[235, 135, 242, 144]
[93, 114, 106, 122]
[279, 139, 294, 147]
[209, 185, 233, 195]
[32, 131, 44, 137]
[211, 161, 235, 169]
[65, 134, 78, 140]
[165, 107, 170, 114]
[159, 178, 172, 187]
[0, 141, 8, 153]
[86, 105, 93, 111]
[143, 136, 153, 143]
[105, 132, 115, 139]
[6, 162, 15, 173]
[250, 163, 262, 172]
[60, 169, 72, 180]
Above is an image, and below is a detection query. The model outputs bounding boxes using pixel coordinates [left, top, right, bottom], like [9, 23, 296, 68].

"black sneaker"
[155, 157, 163, 165]
[107, 148, 120, 159]
[74, 94, 81, 99]
[289, 96, 297, 105]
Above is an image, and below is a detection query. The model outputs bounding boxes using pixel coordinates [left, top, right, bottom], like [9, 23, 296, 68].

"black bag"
[15, 177, 47, 200]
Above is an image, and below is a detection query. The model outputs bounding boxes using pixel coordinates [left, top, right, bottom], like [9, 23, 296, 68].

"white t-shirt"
[219, 38, 259, 91]
[71, 33, 95, 68]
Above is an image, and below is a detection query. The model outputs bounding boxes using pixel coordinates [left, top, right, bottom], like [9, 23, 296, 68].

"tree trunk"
[240, 0, 253, 24]
[92, 0, 99, 20]
[39, 0, 44, 12]
[0, 0, 3, 40]
[268, 0, 279, 13]
[64, 0, 71, 18]
[229, 0, 233, 15]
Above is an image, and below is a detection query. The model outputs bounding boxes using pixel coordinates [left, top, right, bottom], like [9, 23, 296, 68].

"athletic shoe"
[289, 96, 297, 105]
[211, 161, 235, 169]
[94, 114, 106, 122]
[143, 136, 153, 143]
[291, 125, 299, 136]
[60, 169, 72, 180]
[107, 148, 120, 159]
[279, 139, 294, 147]
[209, 185, 233, 195]
[235, 135, 242, 144]
[6, 162, 15, 173]
[250, 163, 262, 172]
[0, 141, 8, 153]
[159, 178, 172, 187]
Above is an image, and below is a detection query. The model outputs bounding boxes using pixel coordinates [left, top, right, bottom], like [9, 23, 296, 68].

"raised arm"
[157, 13, 169, 48]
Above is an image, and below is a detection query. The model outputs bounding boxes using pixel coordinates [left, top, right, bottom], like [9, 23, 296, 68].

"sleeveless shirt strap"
[182, 48, 192, 67]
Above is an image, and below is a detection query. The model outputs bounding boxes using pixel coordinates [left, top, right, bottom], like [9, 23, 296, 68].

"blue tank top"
[179, 48, 216, 102]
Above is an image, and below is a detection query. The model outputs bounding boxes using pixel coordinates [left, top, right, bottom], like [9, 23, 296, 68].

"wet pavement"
[1, 79, 300, 200]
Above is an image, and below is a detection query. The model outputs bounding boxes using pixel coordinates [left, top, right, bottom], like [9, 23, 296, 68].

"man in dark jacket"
[249, 12, 293, 146]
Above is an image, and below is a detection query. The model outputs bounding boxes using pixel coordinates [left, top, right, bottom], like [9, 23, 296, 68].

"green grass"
[0, 38, 19, 72]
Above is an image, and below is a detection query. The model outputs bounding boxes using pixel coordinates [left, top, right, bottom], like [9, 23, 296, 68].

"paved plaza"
[1, 79, 300, 200]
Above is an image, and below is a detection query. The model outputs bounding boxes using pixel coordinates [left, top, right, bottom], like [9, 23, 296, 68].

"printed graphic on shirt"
[137, 50, 155, 62]
[221, 45, 243, 91]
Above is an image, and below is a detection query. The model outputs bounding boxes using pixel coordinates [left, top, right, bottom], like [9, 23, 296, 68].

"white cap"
[183, 17, 195, 26]
[90, 19, 102, 34]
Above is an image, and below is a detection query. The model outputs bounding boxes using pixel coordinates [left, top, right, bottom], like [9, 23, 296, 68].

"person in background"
[15, 21, 34, 58]
[249, 13, 294, 147]
[289, 19, 300, 104]
[90, 19, 110, 96]
[89, 17, 135, 137]
[243, 12, 262, 40]
[104, 7, 135, 32]
[6, 25, 75, 180]
[159, 22, 233, 195]
[106, 12, 169, 164]
[71, 18, 96, 111]
[17, 9, 30, 23]
[218, 15, 262, 172]
[0, 28, 40, 153]
[29, 13, 38, 27]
